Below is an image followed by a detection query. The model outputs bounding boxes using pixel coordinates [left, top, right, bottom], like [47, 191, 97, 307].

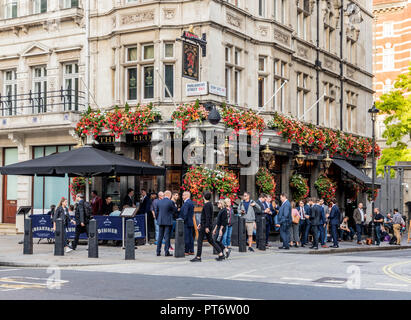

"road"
[1, 249, 411, 300]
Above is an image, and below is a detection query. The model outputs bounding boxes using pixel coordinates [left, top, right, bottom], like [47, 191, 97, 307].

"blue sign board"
[30, 215, 146, 240]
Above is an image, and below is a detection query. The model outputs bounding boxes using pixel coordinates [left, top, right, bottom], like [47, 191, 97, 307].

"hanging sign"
[182, 41, 199, 81]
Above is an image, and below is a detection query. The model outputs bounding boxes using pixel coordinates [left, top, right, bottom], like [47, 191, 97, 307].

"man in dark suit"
[138, 189, 153, 240]
[297, 199, 311, 247]
[275, 193, 292, 250]
[329, 198, 341, 248]
[307, 198, 321, 250]
[317, 199, 328, 248]
[179, 191, 195, 255]
[122, 188, 135, 209]
[155, 190, 177, 256]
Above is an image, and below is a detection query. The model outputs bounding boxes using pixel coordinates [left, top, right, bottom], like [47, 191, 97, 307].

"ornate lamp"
[323, 150, 333, 170]
[295, 146, 306, 166]
[262, 143, 274, 163]
[205, 102, 221, 125]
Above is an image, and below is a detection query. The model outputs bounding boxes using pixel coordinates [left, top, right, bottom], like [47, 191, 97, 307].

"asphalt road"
[0, 267, 407, 300]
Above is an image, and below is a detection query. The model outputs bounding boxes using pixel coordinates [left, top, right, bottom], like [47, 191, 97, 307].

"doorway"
[2, 148, 18, 224]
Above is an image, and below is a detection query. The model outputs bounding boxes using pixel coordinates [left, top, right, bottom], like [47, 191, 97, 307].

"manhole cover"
[343, 261, 372, 264]
[313, 277, 347, 284]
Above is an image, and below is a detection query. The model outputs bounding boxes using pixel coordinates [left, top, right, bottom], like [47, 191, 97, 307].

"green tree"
[376, 64, 411, 176]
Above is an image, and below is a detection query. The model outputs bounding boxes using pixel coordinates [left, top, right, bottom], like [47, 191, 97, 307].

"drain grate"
[313, 277, 347, 284]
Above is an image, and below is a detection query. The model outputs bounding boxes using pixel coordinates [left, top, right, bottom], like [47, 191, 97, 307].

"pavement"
[1, 234, 410, 268]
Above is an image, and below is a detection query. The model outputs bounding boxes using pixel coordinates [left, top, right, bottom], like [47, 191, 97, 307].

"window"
[383, 48, 394, 71]
[164, 64, 174, 98]
[346, 38, 357, 64]
[297, 0, 310, 40]
[33, 0, 47, 13]
[346, 91, 357, 133]
[323, 82, 337, 128]
[33, 146, 72, 214]
[127, 68, 137, 101]
[258, 56, 266, 72]
[143, 65, 154, 99]
[164, 43, 174, 58]
[383, 22, 394, 37]
[258, 77, 265, 108]
[225, 67, 231, 101]
[3, 70, 17, 116]
[297, 72, 309, 120]
[234, 70, 240, 105]
[281, 0, 286, 24]
[235, 49, 240, 65]
[143, 44, 154, 60]
[63, 0, 78, 8]
[4, 0, 17, 18]
[225, 47, 231, 63]
[63, 63, 79, 111]
[32, 66, 48, 113]
[259, 0, 265, 16]
[324, 12, 335, 52]
[127, 47, 137, 62]
[225, 47, 242, 104]
[274, 59, 287, 112]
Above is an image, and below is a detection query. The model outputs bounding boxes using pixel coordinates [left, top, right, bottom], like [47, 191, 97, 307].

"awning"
[332, 159, 381, 188]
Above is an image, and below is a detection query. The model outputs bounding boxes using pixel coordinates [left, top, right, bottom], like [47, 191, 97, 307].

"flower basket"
[69, 177, 91, 201]
[289, 173, 309, 202]
[256, 168, 276, 197]
[171, 100, 209, 132]
[314, 174, 337, 203]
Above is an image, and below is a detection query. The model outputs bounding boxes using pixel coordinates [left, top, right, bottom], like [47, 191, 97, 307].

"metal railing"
[0, 87, 86, 117]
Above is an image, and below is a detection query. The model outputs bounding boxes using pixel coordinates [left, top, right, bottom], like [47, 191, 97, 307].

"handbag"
[292, 213, 300, 224]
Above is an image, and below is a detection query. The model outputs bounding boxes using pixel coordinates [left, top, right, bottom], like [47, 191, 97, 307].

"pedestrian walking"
[179, 191, 195, 255]
[276, 193, 292, 250]
[213, 199, 230, 260]
[69, 194, 90, 251]
[329, 199, 340, 248]
[392, 208, 405, 245]
[191, 191, 225, 262]
[222, 198, 234, 254]
[373, 208, 384, 246]
[290, 201, 300, 248]
[238, 192, 262, 252]
[353, 203, 366, 244]
[53, 197, 74, 252]
[155, 191, 177, 256]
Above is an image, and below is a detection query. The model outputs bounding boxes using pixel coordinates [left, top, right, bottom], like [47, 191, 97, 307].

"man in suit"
[179, 191, 195, 255]
[264, 195, 275, 247]
[275, 193, 292, 250]
[297, 199, 310, 247]
[353, 203, 366, 245]
[138, 189, 153, 240]
[306, 198, 321, 250]
[317, 199, 328, 248]
[319, 199, 330, 244]
[329, 198, 341, 248]
[155, 190, 177, 256]
[122, 188, 136, 209]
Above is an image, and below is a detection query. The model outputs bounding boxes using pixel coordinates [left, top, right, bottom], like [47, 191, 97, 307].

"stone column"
[282, 157, 292, 198]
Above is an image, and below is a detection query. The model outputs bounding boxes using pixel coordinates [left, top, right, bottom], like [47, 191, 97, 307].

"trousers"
[72, 224, 89, 250]
[196, 227, 222, 257]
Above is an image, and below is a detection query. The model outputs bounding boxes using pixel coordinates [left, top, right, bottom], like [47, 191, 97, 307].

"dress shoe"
[310, 246, 318, 250]
[278, 246, 285, 249]
[284, 247, 290, 250]
[216, 255, 225, 261]
[331, 245, 339, 248]
[190, 257, 201, 262]
[156, 253, 161, 256]
[248, 247, 254, 252]
[301, 244, 305, 247]
[165, 252, 173, 257]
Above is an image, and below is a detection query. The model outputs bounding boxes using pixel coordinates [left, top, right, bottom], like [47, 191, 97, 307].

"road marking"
[192, 294, 259, 300]
[281, 277, 313, 281]
[382, 260, 411, 284]
[364, 288, 401, 292]
[375, 283, 408, 287]
[0, 269, 20, 272]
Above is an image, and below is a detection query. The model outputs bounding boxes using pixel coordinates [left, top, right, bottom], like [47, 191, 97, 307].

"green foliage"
[376, 63, 411, 176]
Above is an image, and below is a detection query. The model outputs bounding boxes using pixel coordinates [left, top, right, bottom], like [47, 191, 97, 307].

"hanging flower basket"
[171, 100, 209, 132]
[181, 166, 239, 205]
[69, 177, 91, 201]
[256, 168, 276, 197]
[314, 174, 337, 203]
[289, 173, 310, 202]
[364, 186, 379, 202]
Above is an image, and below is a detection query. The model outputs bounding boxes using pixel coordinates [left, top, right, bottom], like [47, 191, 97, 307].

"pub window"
[164, 43, 174, 58]
[143, 44, 154, 61]
[127, 46, 137, 62]
[63, 62, 79, 111]
[258, 77, 265, 108]
[127, 67, 137, 101]
[143, 65, 154, 99]
[164, 64, 174, 98]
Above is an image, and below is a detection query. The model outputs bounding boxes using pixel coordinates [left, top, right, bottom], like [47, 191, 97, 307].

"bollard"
[258, 216, 266, 251]
[54, 218, 64, 256]
[88, 219, 98, 258]
[23, 217, 33, 255]
[125, 219, 135, 260]
[231, 215, 239, 247]
[174, 219, 185, 258]
[238, 216, 247, 252]
[255, 215, 262, 250]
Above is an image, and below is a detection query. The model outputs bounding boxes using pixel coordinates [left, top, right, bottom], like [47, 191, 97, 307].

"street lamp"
[368, 103, 379, 245]
[322, 150, 333, 171]
[295, 146, 306, 166]
[205, 102, 221, 125]
[262, 143, 274, 163]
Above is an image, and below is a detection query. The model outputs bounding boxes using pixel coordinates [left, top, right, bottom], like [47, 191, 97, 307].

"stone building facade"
[0, 0, 375, 231]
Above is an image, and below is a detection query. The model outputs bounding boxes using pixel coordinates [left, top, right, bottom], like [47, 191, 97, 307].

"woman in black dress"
[213, 199, 229, 260]
[54, 197, 74, 252]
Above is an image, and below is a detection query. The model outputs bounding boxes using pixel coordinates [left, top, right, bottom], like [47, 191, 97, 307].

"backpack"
[83, 201, 93, 221]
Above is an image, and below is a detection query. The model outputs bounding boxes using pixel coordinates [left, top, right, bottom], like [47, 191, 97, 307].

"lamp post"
[368, 103, 379, 245]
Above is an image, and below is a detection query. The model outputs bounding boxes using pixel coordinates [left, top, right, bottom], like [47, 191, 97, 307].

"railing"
[0, 87, 86, 117]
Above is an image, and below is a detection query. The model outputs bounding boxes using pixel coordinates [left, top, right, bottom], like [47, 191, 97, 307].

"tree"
[376, 63, 411, 176]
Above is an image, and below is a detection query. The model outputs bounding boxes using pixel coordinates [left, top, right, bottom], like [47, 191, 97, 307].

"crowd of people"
[46, 188, 408, 256]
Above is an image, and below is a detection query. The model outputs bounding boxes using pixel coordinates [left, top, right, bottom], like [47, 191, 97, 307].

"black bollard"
[23, 217, 33, 255]
[88, 219, 98, 258]
[125, 219, 135, 260]
[238, 216, 247, 252]
[231, 215, 239, 247]
[258, 216, 266, 251]
[255, 215, 262, 250]
[175, 218, 185, 258]
[54, 218, 64, 256]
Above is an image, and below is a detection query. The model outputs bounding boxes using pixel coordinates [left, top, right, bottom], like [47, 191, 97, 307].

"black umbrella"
[0, 146, 165, 177]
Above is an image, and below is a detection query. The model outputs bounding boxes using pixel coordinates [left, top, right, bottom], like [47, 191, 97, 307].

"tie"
[300, 207, 305, 219]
